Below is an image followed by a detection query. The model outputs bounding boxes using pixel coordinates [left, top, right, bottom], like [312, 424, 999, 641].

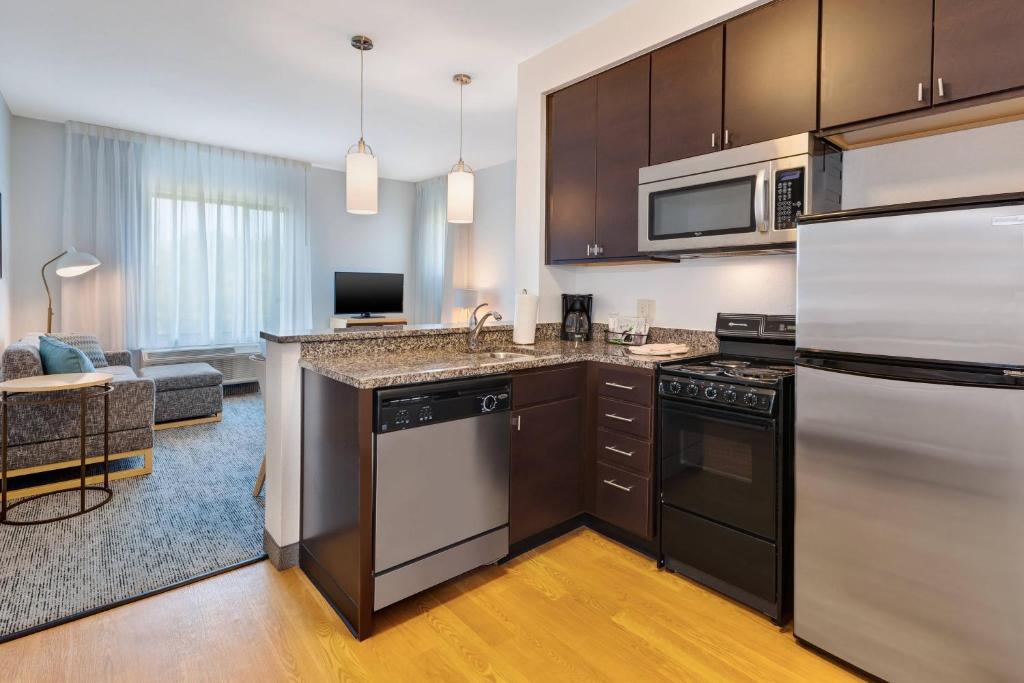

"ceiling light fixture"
[346, 35, 378, 215]
[447, 73, 474, 224]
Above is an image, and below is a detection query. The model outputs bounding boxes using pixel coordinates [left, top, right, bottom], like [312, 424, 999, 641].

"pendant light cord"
[359, 46, 365, 142]
[458, 80, 464, 162]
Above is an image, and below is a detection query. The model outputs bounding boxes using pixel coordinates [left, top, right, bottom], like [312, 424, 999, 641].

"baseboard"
[264, 528, 299, 569]
[504, 514, 658, 563]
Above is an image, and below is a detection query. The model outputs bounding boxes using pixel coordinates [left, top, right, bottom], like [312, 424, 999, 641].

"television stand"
[331, 315, 408, 328]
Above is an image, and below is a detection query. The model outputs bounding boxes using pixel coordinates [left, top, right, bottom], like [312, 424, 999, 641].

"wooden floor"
[0, 529, 861, 682]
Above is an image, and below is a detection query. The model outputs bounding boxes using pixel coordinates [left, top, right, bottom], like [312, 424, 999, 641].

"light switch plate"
[637, 298, 655, 323]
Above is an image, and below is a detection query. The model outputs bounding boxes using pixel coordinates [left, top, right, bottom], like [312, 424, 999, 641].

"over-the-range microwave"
[638, 133, 842, 257]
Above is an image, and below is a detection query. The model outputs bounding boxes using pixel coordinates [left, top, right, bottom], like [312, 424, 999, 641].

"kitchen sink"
[483, 351, 532, 360]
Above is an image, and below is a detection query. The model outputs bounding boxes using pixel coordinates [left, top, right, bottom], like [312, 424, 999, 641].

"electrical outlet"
[637, 298, 656, 322]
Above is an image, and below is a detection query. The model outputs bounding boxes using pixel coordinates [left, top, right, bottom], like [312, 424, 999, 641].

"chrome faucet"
[467, 304, 502, 351]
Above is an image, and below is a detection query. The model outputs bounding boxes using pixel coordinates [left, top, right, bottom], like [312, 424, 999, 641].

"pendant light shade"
[346, 140, 378, 215]
[346, 35, 378, 215]
[447, 73, 474, 224]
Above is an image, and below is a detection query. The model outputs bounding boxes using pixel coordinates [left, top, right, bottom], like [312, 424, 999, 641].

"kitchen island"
[260, 321, 715, 638]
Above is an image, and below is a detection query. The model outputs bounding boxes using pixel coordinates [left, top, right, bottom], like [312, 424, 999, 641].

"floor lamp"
[41, 246, 101, 333]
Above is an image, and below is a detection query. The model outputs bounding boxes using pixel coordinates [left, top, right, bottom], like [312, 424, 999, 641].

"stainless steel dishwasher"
[373, 375, 511, 610]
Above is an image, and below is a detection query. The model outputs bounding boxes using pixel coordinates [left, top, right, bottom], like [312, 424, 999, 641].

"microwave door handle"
[754, 169, 768, 232]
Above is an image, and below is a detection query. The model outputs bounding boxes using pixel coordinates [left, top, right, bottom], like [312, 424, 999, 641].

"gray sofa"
[0, 342, 156, 498]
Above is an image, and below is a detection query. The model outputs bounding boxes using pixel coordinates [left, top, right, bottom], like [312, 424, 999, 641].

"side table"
[0, 372, 115, 525]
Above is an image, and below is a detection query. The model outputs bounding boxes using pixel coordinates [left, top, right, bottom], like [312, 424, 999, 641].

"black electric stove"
[657, 313, 796, 624]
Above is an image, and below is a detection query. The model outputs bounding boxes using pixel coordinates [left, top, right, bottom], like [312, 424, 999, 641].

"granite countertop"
[261, 322, 514, 344]
[299, 339, 710, 389]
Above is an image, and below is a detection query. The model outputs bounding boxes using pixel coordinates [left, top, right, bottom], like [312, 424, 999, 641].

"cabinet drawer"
[595, 463, 651, 539]
[513, 364, 583, 408]
[595, 428, 652, 475]
[596, 397, 651, 439]
[596, 365, 653, 406]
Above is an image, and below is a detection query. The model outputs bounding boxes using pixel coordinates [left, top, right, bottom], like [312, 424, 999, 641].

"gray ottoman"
[141, 362, 224, 428]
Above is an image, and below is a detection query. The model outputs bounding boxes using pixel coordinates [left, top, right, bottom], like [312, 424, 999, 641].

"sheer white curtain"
[409, 176, 472, 324]
[62, 124, 145, 350]
[61, 122, 312, 349]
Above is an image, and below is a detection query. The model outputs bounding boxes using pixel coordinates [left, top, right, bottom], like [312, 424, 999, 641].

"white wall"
[515, 0, 1024, 331]
[841, 120, 1024, 209]
[0, 93, 12, 347]
[307, 166, 415, 328]
[470, 160, 516, 317]
[9, 116, 63, 340]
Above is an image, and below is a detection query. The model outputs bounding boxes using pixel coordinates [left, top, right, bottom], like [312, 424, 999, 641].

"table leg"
[79, 389, 87, 513]
[1, 393, 7, 523]
[104, 385, 110, 488]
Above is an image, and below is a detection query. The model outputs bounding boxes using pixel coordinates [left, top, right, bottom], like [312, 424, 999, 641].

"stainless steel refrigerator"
[794, 194, 1024, 682]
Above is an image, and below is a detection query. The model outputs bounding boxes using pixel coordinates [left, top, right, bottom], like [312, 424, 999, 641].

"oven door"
[659, 399, 777, 540]
[638, 161, 772, 254]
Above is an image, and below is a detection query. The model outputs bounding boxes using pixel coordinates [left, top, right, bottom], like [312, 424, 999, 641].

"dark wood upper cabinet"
[933, 0, 1024, 104]
[650, 25, 724, 164]
[724, 0, 818, 147]
[820, 0, 933, 129]
[595, 55, 650, 259]
[546, 78, 597, 262]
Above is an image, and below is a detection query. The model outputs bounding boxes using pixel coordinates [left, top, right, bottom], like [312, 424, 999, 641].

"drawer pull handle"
[604, 445, 634, 457]
[605, 413, 634, 423]
[604, 381, 635, 391]
[603, 479, 634, 493]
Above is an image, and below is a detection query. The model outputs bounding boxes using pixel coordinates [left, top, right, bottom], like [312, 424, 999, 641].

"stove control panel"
[659, 378, 776, 414]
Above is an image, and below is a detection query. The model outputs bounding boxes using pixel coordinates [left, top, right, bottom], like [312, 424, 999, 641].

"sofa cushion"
[48, 333, 109, 368]
[1, 344, 44, 381]
[141, 362, 223, 391]
[39, 336, 96, 374]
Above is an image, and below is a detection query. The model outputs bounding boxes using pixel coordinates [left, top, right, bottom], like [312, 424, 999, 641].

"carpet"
[0, 393, 266, 641]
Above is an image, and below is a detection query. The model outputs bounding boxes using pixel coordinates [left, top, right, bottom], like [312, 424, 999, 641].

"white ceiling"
[0, 0, 633, 181]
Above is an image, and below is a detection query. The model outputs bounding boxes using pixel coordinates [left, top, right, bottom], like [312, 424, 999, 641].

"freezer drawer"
[794, 365, 1024, 681]
[797, 203, 1024, 365]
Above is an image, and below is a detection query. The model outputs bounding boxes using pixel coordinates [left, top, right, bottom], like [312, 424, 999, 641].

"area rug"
[0, 394, 266, 642]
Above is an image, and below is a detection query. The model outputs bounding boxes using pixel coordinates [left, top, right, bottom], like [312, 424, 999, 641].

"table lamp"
[41, 246, 101, 333]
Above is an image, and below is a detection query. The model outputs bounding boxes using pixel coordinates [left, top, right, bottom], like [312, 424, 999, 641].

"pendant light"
[447, 73, 474, 224]
[346, 35, 378, 215]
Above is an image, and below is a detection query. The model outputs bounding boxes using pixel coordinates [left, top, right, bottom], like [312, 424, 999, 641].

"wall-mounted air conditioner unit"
[139, 344, 262, 385]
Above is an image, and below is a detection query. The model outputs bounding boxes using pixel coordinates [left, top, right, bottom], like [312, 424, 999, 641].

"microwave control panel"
[774, 167, 805, 230]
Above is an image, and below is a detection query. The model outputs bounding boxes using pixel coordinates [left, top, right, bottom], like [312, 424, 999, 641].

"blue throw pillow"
[38, 336, 96, 375]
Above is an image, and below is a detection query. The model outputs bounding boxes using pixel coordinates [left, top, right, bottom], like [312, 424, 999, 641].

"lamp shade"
[447, 167, 474, 224]
[54, 247, 101, 277]
[346, 149, 379, 215]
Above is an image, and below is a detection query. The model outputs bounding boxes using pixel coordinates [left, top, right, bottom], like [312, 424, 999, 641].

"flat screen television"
[334, 272, 404, 318]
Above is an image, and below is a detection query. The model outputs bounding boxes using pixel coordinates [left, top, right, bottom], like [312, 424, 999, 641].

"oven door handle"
[659, 399, 776, 431]
[754, 169, 768, 233]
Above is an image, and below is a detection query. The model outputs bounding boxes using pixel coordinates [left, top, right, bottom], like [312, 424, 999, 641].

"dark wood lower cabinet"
[595, 462, 652, 540]
[510, 372, 584, 544]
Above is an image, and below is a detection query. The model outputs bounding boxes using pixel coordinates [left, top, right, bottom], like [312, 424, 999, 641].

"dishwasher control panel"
[376, 377, 511, 433]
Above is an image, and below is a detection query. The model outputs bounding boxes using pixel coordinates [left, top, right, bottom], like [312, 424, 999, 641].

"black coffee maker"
[561, 294, 594, 341]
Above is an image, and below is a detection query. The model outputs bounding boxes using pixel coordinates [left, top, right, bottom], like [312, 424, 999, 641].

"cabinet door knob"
[604, 382, 635, 391]
[937, 77, 945, 98]
[585, 244, 592, 257]
[723, 129, 730, 147]
[512, 415, 521, 431]
[602, 478, 634, 493]
[604, 445, 635, 457]
[917, 82, 924, 102]
[711, 132, 716, 149]
[605, 412, 634, 423]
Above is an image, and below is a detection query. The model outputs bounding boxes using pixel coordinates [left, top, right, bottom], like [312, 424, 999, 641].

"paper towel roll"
[512, 293, 539, 345]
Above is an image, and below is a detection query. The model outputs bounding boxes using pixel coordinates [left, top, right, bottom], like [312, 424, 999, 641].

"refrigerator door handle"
[795, 351, 1024, 389]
